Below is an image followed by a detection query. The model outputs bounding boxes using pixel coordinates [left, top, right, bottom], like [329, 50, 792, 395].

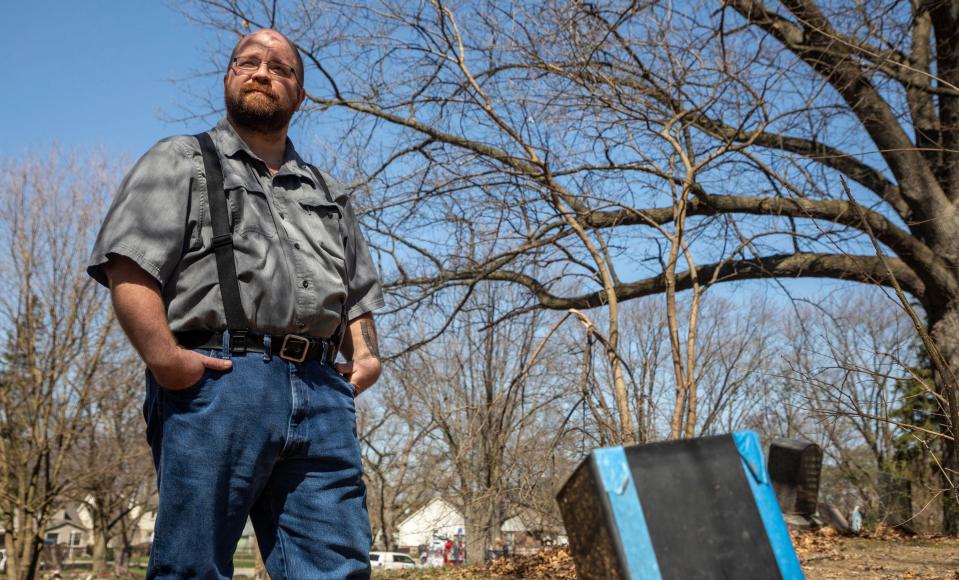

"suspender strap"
[195, 132, 249, 351]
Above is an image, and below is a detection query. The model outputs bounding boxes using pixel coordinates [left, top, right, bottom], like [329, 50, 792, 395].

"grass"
[58, 554, 258, 579]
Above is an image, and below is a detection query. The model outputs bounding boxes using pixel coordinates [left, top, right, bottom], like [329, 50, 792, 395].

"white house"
[396, 498, 464, 548]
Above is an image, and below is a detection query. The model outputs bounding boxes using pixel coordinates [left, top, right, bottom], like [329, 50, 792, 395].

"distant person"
[851, 505, 863, 534]
[88, 28, 383, 579]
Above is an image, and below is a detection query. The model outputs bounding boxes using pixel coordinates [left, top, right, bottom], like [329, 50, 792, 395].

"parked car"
[369, 551, 417, 570]
[0, 549, 6, 572]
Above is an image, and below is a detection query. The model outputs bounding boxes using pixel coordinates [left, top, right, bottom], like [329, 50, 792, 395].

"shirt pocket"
[296, 194, 347, 265]
[223, 173, 278, 240]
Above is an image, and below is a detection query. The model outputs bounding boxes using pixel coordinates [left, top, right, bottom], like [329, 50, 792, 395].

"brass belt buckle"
[279, 334, 311, 363]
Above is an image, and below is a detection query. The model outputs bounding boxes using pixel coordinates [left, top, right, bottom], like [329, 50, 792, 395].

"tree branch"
[388, 252, 926, 310]
[727, 0, 952, 231]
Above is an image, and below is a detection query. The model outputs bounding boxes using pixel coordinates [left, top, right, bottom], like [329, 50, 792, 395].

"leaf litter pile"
[378, 548, 575, 579]
[378, 528, 958, 579]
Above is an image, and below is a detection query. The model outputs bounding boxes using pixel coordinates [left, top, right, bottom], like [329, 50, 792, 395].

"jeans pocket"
[320, 364, 357, 400]
[159, 367, 212, 397]
[143, 369, 163, 447]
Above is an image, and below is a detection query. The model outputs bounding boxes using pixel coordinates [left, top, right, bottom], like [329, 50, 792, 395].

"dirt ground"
[798, 530, 959, 580]
[376, 529, 959, 579]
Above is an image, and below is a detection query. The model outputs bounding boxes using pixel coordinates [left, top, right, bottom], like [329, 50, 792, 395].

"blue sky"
[2, 1, 228, 157]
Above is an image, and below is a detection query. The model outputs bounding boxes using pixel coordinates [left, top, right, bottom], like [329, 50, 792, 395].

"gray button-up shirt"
[88, 118, 384, 338]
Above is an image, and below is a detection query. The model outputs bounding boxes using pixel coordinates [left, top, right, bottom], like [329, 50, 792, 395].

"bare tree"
[388, 288, 573, 564]
[66, 354, 154, 574]
[357, 386, 437, 551]
[0, 152, 118, 580]
[583, 293, 775, 441]
[773, 289, 950, 530]
[183, 0, 959, 529]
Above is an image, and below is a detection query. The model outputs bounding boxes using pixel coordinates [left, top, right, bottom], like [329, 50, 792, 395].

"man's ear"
[296, 86, 306, 110]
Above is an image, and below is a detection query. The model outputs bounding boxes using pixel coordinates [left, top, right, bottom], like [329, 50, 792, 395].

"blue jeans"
[142, 342, 371, 579]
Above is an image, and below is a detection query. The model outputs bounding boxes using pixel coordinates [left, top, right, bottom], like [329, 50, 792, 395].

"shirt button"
[293, 242, 301, 250]
[302, 280, 309, 288]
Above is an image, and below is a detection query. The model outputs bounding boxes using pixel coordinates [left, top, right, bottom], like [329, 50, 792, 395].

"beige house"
[1, 500, 160, 561]
[44, 505, 88, 559]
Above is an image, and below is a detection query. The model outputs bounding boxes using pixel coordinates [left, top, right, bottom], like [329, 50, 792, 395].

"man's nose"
[250, 63, 271, 81]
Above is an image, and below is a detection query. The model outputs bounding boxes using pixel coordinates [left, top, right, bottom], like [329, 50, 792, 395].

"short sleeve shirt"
[87, 118, 385, 338]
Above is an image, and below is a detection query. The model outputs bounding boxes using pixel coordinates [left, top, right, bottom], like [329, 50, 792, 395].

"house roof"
[501, 515, 527, 533]
[396, 497, 462, 529]
[46, 504, 89, 532]
[46, 520, 87, 533]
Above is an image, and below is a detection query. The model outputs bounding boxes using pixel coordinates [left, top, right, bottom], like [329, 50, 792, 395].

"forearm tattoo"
[360, 319, 380, 359]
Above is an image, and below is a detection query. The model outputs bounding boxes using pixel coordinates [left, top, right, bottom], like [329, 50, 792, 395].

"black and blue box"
[556, 431, 804, 579]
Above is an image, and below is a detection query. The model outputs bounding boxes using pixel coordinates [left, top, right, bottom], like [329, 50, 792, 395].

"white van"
[369, 551, 417, 570]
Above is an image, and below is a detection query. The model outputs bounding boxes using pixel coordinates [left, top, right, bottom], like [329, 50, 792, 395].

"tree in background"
[760, 289, 950, 532]
[67, 354, 154, 575]
[358, 385, 438, 551]
[186, 0, 959, 531]
[0, 153, 118, 579]
[889, 350, 948, 532]
[389, 288, 571, 564]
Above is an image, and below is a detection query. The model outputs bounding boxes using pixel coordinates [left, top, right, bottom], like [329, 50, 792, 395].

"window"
[69, 532, 82, 547]
[369, 554, 380, 562]
[45, 533, 58, 545]
[395, 555, 415, 565]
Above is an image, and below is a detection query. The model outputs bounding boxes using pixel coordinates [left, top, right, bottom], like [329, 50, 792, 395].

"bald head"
[229, 29, 304, 86]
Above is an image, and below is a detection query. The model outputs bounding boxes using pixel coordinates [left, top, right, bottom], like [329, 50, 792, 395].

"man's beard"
[225, 86, 295, 134]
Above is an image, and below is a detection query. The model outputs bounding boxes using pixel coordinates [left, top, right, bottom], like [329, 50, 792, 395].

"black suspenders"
[193, 132, 348, 353]
[195, 132, 249, 352]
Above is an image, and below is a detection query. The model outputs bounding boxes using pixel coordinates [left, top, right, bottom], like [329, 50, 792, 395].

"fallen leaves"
[792, 528, 845, 563]
[482, 548, 576, 579]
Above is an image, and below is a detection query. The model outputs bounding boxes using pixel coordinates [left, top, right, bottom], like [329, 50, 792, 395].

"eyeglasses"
[232, 57, 299, 82]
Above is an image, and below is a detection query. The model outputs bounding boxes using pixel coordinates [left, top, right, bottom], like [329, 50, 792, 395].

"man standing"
[87, 29, 382, 579]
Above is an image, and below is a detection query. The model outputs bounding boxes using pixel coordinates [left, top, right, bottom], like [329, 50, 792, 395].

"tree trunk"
[10, 536, 41, 580]
[3, 533, 17, 580]
[113, 541, 132, 577]
[463, 498, 496, 566]
[5, 514, 43, 580]
[381, 508, 395, 552]
[91, 526, 109, 575]
[926, 305, 959, 534]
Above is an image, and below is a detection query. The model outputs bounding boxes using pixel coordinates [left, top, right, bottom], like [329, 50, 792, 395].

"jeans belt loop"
[262, 335, 272, 362]
[324, 338, 336, 365]
[220, 330, 231, 359]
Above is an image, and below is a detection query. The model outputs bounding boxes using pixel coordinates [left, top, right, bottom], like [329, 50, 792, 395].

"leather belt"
[174, 330, 336, 364]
